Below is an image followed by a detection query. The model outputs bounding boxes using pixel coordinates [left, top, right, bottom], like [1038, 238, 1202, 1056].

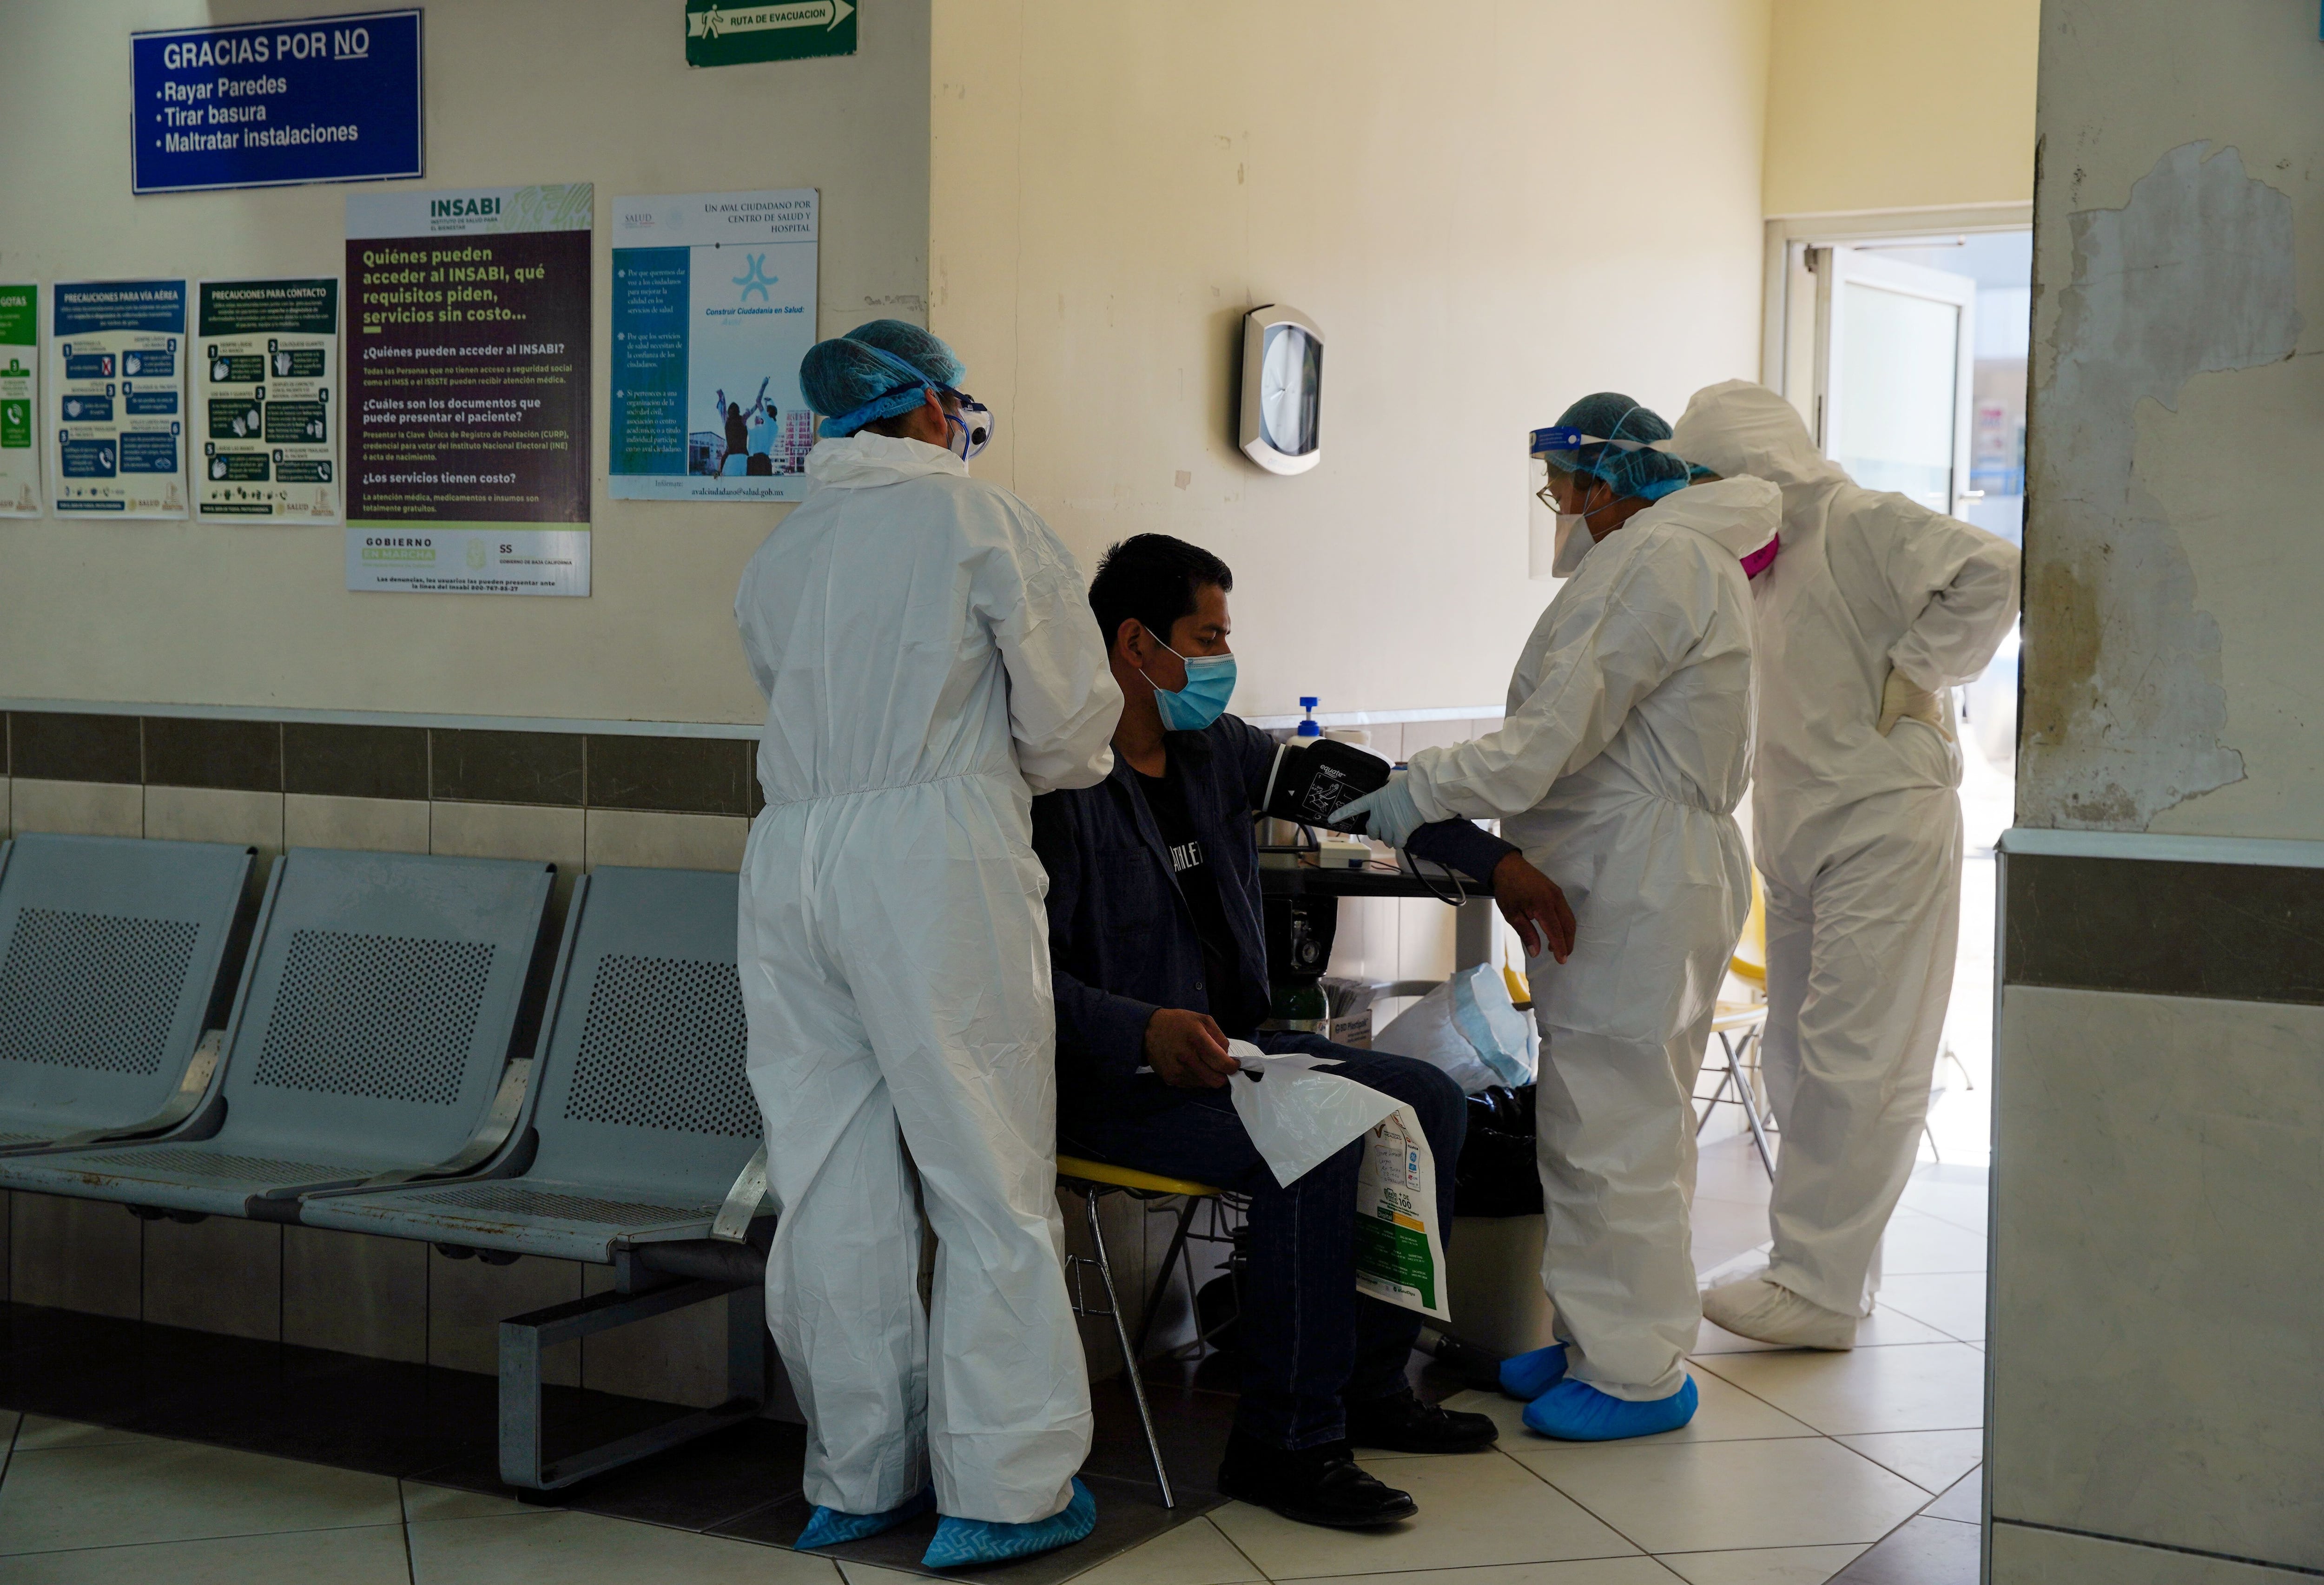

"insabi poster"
[609, 188, 818, 503]
[195, 278, 340, 521]
[0, 285, 35, 517]
[50, 278, 189, 519]
[344, 182, 592, 595]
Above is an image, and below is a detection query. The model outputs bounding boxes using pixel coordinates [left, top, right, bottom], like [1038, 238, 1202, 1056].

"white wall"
[1763, 0, 2039, 217]
[0, 0, 930, 725]
[930, 0, 1774, 722]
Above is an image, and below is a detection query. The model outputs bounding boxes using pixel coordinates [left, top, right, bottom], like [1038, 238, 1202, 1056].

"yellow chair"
[1055, 1154, 1227, 1509]
[1697, 872, 1778, 1178]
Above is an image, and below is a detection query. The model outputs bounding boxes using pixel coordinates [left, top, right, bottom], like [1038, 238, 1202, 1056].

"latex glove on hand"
[1491, 852, 1576, 963]
[1143, 1007, 1241, 1089]
[1328, 773, 1425, 847]
[1877, 667, 1951, 738]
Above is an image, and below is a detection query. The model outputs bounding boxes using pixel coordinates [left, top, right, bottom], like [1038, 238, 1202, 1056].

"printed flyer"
[49, 278, 189, 519]
[344, 182, 592, 595]
[0, 285, 35, 517]
[609, 188, 818, 503]
[195, 278, 341, 522]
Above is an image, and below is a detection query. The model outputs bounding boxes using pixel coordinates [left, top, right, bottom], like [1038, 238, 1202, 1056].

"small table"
[1258, 860, 1499, 973]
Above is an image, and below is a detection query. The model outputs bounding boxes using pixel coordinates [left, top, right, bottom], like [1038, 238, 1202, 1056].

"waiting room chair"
[1056, 1154, 1235, 1510]
[0, 848, 551, 1217]
[0, 835, 252, 1156]
[1696, 870, 1777, 1178]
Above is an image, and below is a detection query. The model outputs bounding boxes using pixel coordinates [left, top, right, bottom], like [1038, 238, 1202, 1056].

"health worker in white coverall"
[1333, 394, 1779, 1442]
[734, 321, 1122, 1569]
[1673, 380, 2019, 1349]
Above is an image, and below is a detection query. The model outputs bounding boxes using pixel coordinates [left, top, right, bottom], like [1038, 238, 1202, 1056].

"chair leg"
[1734, 1029, 1778, 1180]
[1132, 1196, 1201, 1360]
[1083, 1190, 1175, 1509]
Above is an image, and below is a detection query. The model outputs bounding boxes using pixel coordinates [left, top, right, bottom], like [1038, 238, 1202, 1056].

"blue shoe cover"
[922, 1479, 1097, 1569]
[796, 1487, 934, 1549]
[1522, 1376, 1699, 1441]
[1499, 1343, 1569, 1401]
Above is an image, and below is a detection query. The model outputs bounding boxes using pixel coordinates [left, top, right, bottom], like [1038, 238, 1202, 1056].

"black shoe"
[1216, 1434, 1418, 1529]
[1345, 1388, 1500, 1454]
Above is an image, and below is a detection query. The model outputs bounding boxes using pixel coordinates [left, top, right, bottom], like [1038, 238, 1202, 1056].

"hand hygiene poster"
[345, 182, 592, 595]
[610, 189, 818, 503]
[50, 279, 188, 518]
[195, 278, 340, 521]
[0, 286, 35, 516]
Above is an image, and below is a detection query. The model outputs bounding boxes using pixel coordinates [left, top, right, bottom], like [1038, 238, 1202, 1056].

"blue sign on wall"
[131, 9, 423, 195]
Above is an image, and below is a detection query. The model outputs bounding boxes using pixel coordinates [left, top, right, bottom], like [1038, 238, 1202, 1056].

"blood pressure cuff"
[1261, 738, 1392, 831]
[1404, 818, 1518, 884]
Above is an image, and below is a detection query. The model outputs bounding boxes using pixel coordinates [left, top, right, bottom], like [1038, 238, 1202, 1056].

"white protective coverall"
[734, 432, 1123, 1523]
[1672, 381, 2019, 1317]
[1401, 476, 1780, 1399]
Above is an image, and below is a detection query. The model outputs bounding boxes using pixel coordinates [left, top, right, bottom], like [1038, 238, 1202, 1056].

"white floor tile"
[1294, 1560, 1676, 1585]
[1896, 1170, 1987, 1235]
[408, 1509, 835, 1584]
[0, 1522, 410, 1583]
[1693, 1343, 1985, 1436]
[399, 1480, 533, 1522]
[1069, 1516, 1263, 1585]
[1512, 1438, 1928, 1554]
[1691, 1305, 1951, 1355]
[11, 1419, 158, 1453]
[1655, 1542, 1869, 1585]
[1923, 1467, 1980, 1525]
[0, 1440, 403, 1555]
[1832, 1429, 1984, 1494]
[1209, 1454, 1637, 1578]
[1876, 1211, 1987, 1276]
[1873, 1272, 1986, 1342]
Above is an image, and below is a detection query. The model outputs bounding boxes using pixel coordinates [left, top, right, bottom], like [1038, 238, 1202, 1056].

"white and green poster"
[0, 285, 35, 517]
[50, 278, 189, 519]
[195, 279, 342, 523]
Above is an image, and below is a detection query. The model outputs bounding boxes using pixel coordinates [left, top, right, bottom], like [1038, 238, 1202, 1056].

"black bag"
[1454, 1084, 1542, 1217]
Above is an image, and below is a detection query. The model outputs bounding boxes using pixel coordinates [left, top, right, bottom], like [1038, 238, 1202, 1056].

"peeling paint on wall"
[2022, 141, 2301, 829]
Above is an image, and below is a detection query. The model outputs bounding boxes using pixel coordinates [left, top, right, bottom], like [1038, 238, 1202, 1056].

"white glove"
[1879, 668, 1952, 738]
[1327, 773, 1425, 847]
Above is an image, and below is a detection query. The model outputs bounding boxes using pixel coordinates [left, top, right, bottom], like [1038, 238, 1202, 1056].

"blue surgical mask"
[1142, 641, 1237, 731]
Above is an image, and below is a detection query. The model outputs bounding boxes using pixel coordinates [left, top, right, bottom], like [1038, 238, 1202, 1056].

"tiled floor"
[0, 1144, 1985, 1585]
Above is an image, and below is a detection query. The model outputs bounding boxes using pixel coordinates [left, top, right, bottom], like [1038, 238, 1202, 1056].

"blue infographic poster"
[609, 189, 817, 503]
[50, 279, 188, 518]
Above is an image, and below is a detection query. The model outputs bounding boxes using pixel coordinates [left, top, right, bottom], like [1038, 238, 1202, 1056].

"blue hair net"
[801, 320, 968, 438]
[1551, 392, 1691, 502]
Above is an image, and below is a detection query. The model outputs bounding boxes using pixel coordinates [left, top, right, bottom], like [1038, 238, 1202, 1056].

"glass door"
[1813, 247, 1977, 517]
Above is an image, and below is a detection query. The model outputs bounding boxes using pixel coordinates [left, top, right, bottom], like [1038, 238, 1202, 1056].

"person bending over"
[1031, 533, 1573, 1530]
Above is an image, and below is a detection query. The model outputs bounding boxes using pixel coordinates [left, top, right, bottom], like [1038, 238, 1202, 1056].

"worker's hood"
[1671, 380, 1850, 493]
[804, 430, 969, 489]
[1631, 474, 1781, 561]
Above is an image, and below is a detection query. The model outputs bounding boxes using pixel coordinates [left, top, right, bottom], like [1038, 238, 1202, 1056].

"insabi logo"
[431, 196, 502, 220]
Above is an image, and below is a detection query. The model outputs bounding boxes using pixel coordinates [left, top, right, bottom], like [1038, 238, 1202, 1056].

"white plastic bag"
[1371, 962, 1538, 1093]
[1226, 1045, 1396, 1188]
[1225, 1042, 1450, 1320]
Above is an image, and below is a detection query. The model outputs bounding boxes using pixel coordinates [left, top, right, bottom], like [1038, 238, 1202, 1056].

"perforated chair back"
[215, 848, 552, 1167]
[520, 865, 759, 1202]
[0, 834, 252, 1145]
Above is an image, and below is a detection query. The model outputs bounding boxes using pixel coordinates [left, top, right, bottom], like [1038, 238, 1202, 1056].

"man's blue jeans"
[1060, 1037, 1466, 1451]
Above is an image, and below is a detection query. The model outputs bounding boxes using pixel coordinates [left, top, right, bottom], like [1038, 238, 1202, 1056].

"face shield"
[1526, 425, 1693, 579]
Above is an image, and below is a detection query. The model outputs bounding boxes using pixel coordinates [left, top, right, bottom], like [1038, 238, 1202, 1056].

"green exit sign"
[687, 0, 857, 67]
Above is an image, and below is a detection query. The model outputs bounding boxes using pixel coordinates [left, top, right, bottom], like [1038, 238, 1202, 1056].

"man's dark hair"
[1089, 534, 1234, 651]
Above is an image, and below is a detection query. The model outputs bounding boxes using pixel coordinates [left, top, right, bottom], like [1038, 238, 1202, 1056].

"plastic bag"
[1226, 1046, 1397, 1188]
[1225, 1042, 1450, 1321]
[1354, 1105, 1450, 1320]
[1371, 962, 1538, 1093]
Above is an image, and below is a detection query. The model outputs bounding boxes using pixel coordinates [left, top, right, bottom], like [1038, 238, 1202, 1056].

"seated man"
[1032, 534, 1574, 1530]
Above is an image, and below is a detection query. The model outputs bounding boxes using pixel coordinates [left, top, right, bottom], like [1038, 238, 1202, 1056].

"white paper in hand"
[1227, 1044, 1400, 1189]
